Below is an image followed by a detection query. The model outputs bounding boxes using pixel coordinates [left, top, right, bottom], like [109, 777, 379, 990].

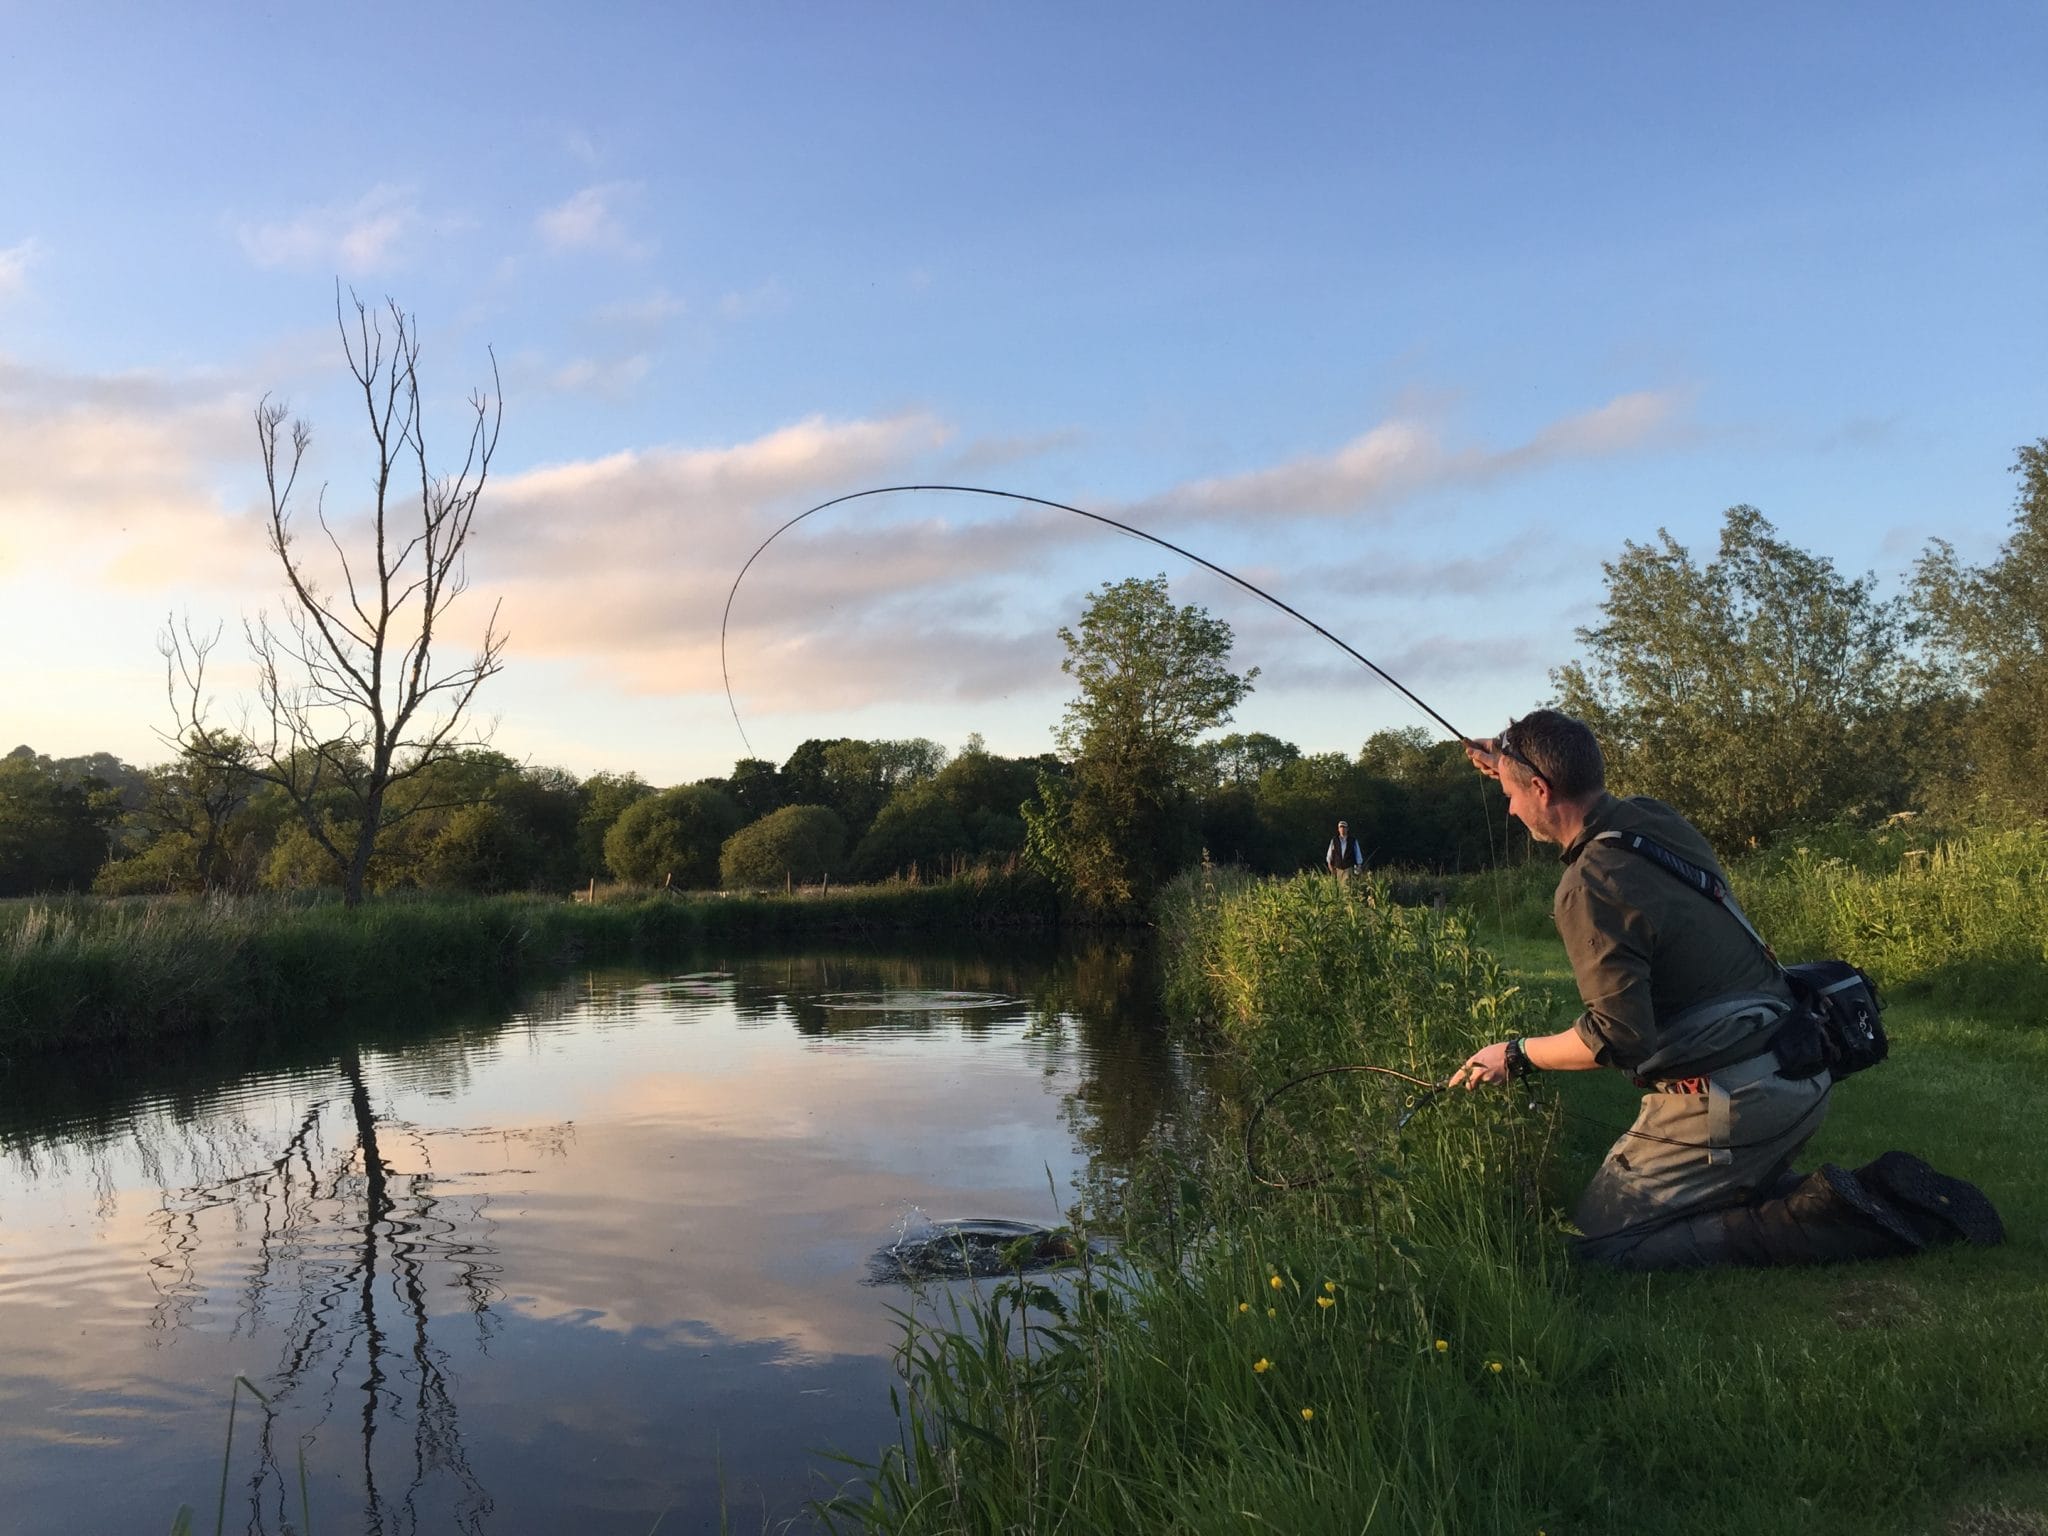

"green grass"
[0, 866, 1056, 1054]
[826, 848, 2048, 1536]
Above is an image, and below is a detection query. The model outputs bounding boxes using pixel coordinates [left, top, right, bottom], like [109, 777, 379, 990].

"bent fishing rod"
[717, 481, 1559, 1186]
[719, 483, 1474, 758]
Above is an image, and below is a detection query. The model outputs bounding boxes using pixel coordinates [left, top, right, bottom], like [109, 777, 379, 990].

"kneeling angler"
[1451, 710, 2001, 1270]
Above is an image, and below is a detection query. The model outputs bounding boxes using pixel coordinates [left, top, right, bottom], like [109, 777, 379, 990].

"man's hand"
[1449, 1041, 1510, 1089]
[1464, 738, 1502, 781]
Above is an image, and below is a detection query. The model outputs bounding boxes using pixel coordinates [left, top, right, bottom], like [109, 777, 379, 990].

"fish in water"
[869, 1217, 1079, 1283]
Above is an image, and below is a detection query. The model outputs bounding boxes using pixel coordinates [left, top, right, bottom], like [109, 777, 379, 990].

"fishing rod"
[1244, 1057, 1835, 1190]
[719, 483, 1475, 759]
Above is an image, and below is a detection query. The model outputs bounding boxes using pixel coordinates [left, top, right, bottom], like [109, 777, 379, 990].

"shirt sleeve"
[1556, 866, 1659, 1068]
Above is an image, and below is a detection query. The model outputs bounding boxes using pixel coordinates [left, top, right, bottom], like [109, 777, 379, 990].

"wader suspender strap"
[1592, 830, 1779, 966]
[1705, 1078, 1735, 1167]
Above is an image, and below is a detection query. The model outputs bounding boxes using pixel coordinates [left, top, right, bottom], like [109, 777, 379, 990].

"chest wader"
[1569, 1007, 1924, 1270]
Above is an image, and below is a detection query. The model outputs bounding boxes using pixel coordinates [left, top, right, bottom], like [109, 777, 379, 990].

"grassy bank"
[827, 848, 2048, 1535]
[0, 866, 1055, 1053]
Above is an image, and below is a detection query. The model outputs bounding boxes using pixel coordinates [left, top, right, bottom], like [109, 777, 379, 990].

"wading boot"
[1581, 1164, 1921, 1269]
[1711, 1164, 1924, 1267]
[1856, 1151, 2005, 1248]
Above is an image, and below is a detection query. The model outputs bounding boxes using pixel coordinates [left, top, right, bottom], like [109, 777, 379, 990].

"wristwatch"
[1503, 1037, 1538, 1082]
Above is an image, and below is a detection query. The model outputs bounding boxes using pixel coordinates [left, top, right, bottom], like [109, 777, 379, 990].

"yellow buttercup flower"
[1269, 1274, 1285, 1291]
[1253, 1357, 1271, 1374]
[1237, 1302, 1250, 1314]
[1488, 1361, 1504, 1373]
[1323, 1281, 1338, 1294]
[1316, 1296, 1335, 1310]
[1300, 1407, 1314, 1422]
[1434, 1339, 1449, 1353]
[1266, 1307, 1277, 1318]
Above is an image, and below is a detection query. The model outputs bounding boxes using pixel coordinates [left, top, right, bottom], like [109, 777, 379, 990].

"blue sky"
[4, 3, 2043, 782]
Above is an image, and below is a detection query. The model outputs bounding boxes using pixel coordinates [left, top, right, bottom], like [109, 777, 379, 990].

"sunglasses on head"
[1495, 729, 1544, 782]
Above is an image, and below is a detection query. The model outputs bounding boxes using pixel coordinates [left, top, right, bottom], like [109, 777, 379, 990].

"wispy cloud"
[548, 354, 653, 397]
[1137, 390, 1684, 522]
[537, 182, 649, 258]
[0, 238, 39, 299]
[236, 186, 420, 273]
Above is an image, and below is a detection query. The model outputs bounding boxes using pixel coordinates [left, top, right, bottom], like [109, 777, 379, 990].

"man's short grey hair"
[1498, 709, 1605, 799]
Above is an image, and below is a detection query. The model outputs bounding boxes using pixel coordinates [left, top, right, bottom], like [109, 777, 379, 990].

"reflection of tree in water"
[140, 1049, 567, 1535]
[720, 937, 1226, 1190]
[1032, 940, 1224, 1183]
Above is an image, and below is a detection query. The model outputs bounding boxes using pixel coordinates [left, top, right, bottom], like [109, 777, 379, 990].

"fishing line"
[719, 484, 1474, 759]
[1244, 1064, 1445, 1190]
[1245, 1057, 1835, 1191]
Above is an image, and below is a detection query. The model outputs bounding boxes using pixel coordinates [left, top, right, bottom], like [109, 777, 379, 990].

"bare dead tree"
[166, 289, 506, 906]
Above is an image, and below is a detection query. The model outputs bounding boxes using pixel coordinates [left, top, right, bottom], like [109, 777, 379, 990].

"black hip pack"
[1595, 830, 1888, 1082]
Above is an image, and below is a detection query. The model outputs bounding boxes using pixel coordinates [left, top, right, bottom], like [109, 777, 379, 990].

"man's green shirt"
[1555, 792, 1790, 1074]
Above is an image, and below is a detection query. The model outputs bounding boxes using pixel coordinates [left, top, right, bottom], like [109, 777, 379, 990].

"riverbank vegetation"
[0, 865, 1055, 1053]
[826, 844, 2048, 1534]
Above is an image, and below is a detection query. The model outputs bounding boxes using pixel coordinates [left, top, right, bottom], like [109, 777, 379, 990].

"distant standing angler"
[1326, 820, 1364, 878]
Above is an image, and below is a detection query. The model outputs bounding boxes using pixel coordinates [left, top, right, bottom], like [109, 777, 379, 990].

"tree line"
[0, 722, 1504, 902]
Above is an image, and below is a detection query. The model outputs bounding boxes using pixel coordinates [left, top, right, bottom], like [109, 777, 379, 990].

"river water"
[0, 937, 1215, 1535]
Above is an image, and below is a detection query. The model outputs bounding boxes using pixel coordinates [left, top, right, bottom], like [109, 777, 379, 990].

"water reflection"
[143, 1049, 523, 1532]
[0, 936, 1216, 1535]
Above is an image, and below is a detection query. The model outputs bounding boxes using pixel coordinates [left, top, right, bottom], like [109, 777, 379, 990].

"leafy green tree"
[1914, 439, 2048, 818]
[928, 745, 1042, 856]
[1026, 574, 1257, 912]
[575, 772, 654, 878]
[1201, 731, 1301, 787]
[849, 785, 972, 880]
[93, 733, 260, 893]
[159, 732, 260, 888]
[722, 758, 788, 821]
[418, 803, 545, 893]
[0, 752, 119, 894]
[492, 765, 584, 889]
[1553, 505, 1913, 847]
[604, 784, 745, 887]
[94, 829, 204, 895]
[719, 804, 848, 887]
[1197, 783, 1266, 868]
[266, 816, 350, 891]
[779, 738, 946, 842]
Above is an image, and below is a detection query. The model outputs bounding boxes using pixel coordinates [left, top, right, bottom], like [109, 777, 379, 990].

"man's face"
[1336, 823, 1347, 838]
[1499, 766, 1559, 843]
